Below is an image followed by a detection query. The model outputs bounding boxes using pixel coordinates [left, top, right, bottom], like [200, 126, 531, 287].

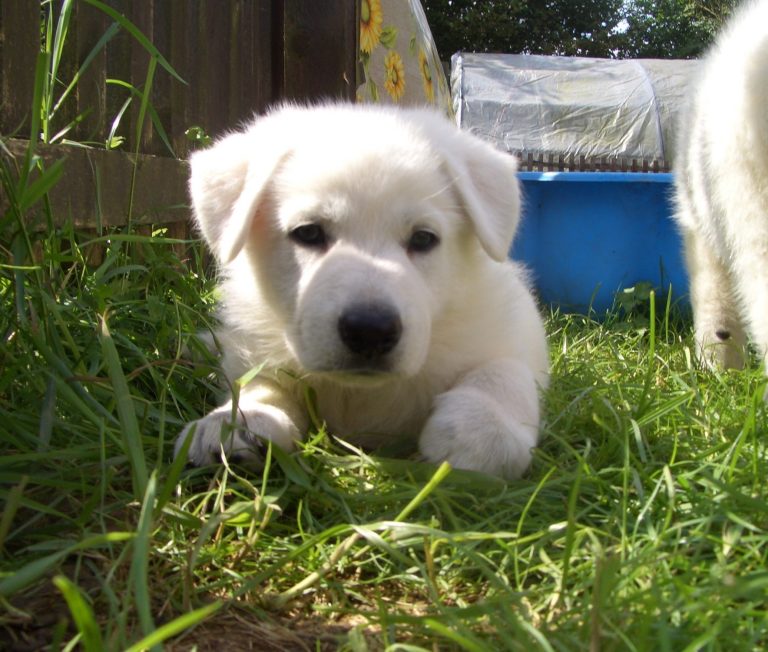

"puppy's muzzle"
[338, 303, 402, 360]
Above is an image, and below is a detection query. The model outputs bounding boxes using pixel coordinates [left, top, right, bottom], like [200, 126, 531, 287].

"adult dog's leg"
[682, 226, 747, 370]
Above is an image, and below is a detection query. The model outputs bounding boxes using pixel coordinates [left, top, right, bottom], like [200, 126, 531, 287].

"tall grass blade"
[18, 158, 65, 213]
[37, 378, 56, 452]
[103, 77, 176, 157]
[51, 22, 121, 121]
[99, 315, 148, 499]
[53, 574, 104, 652]
[0, 533, 133, 597]
[0, 477, 28, 552]
[394, 461, 452, 522]
[31, 332, 117, 426]
[155, 431, 192, 514]
[130, 471, 158, 649]
[423, 618, 486, 652]
[126, 57, 159, 225]
[82, 0, 186, 83]
[49, 0, 74, 92]
[559, 461, 583, 602]
[20, 51, 51, 189]
[45, 0, 75, 142]
[123, 602, 222, 652]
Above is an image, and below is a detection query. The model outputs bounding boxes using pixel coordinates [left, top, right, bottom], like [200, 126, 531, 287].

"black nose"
[338, 304, 402, 358]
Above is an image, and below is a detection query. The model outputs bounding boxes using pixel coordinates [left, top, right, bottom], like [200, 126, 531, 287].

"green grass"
[2, 203, 768, 650]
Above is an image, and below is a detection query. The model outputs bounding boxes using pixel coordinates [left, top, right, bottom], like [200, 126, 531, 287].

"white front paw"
[175, 402, 300, 467]
[418, 388, 537, 480]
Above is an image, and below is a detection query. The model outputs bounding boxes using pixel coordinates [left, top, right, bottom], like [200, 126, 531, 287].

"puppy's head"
[189, 104, 520, 379]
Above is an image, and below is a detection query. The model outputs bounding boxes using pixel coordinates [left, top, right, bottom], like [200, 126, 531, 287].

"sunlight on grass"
[2, 206, 767, 648]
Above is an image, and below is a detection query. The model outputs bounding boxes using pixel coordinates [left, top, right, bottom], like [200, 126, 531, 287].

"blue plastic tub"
[512, 171, 688, 314]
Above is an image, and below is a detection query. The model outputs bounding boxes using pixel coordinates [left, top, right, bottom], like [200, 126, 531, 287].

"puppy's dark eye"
[408, 229, 439, 254]
[289, 223, 328, 249]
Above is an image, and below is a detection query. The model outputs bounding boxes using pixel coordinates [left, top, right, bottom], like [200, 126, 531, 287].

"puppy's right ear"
[189, 123, 288, 264]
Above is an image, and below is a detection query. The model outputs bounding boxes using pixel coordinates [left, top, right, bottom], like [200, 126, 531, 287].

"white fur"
[175, 103, 549, 479]
[674, 0, 768, 373]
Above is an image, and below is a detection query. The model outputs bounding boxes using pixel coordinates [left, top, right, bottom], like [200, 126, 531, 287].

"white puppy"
[175, 104, 549, 479]
[674, 1, 768, 372]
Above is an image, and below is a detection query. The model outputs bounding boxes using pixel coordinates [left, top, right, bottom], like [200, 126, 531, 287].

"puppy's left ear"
[443, 133, 520, 262]
[189, 118, 290, 264]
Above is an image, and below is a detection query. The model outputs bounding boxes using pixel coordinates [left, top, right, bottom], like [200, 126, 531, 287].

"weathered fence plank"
[1, 139, 188, 229]
[0, 1, 39, 138]
[129, 0, 156, 153]
[232, 0, 275, 120]
[1, 0, 360, 151]
[0, 0, 361, 246]
[74, 4, 110, 144]
[281, 0, 358, 102]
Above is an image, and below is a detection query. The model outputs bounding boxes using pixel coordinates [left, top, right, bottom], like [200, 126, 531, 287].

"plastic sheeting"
[451, 53, 699, 169]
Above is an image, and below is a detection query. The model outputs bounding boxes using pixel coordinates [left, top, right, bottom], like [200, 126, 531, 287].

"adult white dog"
[175, 104, 549, 479]
[674, 0, 768, 372]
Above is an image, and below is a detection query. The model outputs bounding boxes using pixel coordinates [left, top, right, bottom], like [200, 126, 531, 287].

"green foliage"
[184, 126, 213, 149]
[621, 0, 739, 59]
[423, 0, 739, 60]
[424, 0, 625, 58]
[0, 158, 220, 646]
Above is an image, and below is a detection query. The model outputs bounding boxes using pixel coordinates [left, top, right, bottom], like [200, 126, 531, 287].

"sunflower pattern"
[356, 0, 452, 116]
[418, 48, 434, 103]
[359, 0, 383, 54]
[384, 51, 406, 100]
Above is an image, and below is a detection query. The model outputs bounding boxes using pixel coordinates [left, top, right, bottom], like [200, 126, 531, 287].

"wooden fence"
[517, 152, 669, 173]
[0, 0, 358, 240]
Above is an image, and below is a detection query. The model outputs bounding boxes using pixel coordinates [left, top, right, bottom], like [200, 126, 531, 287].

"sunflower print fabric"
[357, 0, 453, 117]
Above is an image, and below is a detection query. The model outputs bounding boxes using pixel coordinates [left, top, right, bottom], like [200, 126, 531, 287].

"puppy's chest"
[311, 379, 436, 441]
